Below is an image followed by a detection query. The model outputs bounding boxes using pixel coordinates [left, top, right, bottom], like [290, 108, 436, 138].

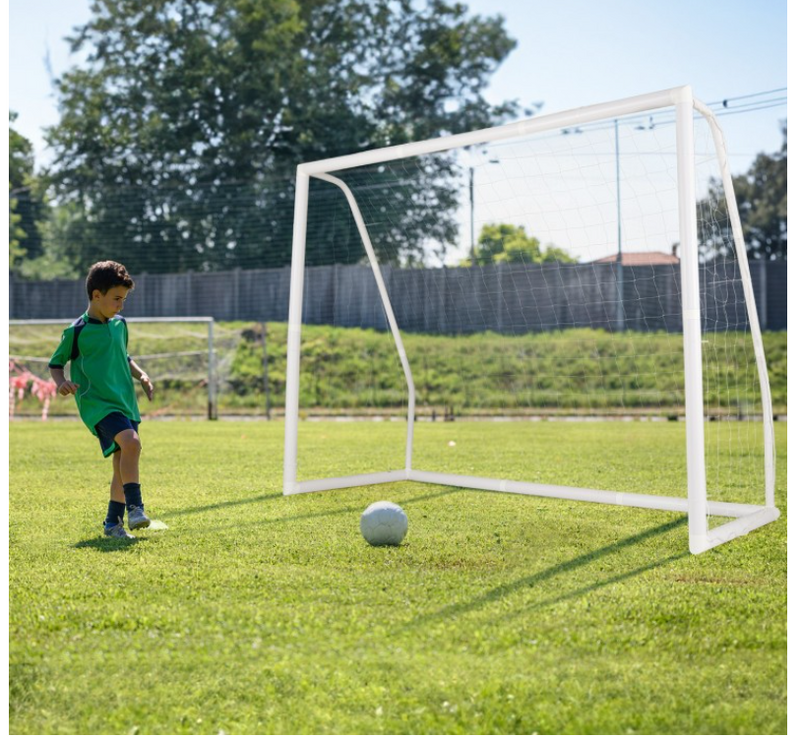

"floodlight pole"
[469, 158, 499, 267]
[469, 166, 476, 266]
[615, 118, 625, 332]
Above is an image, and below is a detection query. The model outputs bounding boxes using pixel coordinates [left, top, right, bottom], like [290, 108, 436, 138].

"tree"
[45, 0, 518, 274]
[698, 125, 787, 261]
[9, 113, 77, 279]
[9, 112, 46, 270]
[462, 223, 577, 266]
[8, 188, 26, 269]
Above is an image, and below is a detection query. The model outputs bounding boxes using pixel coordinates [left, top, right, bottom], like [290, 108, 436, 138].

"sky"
[467, 0, 787, 169]
[5, 0, 790, 266]
[8, 0, 787, 172]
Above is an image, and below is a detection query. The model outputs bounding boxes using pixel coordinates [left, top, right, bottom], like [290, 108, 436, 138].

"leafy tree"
[9, 113, 77, 279]
[8, 188, 26, 268]
[462, 223, 577, 266]
[9, 113, 46, 269]
[698, 125, 786, 261]
[45, 0, 517, 274]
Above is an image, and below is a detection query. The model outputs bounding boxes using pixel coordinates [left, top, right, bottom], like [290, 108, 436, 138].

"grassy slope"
[9, 323, 788, 416]
[9, 421, 787, 734]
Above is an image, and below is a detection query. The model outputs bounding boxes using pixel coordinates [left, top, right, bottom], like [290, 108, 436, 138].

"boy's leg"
[114, 429, 141, 485]
[104, 450, 129, 533]
[111, 450, 125, 503]
[114, 429, 150, 529]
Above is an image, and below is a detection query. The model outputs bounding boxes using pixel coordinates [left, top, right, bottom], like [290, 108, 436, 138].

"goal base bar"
[406, 470, 769, 518]
[286, 467, 777, 521]
[287, 470, 408, 495]
[285, 470, 779, 552]
[690, 507, 781, 554]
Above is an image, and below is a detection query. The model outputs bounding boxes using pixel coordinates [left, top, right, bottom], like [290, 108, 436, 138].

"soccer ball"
[360, 501, 408, 546]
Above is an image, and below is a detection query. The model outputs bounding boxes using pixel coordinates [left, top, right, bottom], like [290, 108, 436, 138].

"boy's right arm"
[49, 367, 80, 396]
[49, 326, 79, 396]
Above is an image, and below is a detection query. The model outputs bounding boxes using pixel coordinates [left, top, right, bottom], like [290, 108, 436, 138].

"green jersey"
[49, 312, 141, 437]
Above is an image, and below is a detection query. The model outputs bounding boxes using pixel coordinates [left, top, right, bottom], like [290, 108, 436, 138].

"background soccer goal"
[9, 317, 221, 419]
[283, 86, 778, 554]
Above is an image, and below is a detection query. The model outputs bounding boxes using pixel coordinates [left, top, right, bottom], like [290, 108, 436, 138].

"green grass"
[9, 420, 787, 734]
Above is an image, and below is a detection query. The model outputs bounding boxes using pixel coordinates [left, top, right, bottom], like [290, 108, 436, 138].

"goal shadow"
[406, 516, 688, 629]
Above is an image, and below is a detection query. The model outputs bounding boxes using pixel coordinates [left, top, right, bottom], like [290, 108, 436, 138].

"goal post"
[283, 85, 779, 555]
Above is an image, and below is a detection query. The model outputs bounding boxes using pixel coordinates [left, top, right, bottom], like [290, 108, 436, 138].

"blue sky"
[467, 0, 787, 170]
[9, 0, 787, 173]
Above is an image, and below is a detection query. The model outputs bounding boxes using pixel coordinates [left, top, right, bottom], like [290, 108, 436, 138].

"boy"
[49, 261, 155, 539]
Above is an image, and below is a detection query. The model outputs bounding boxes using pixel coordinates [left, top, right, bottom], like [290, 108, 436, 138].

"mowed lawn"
[9, 420, 787, 735]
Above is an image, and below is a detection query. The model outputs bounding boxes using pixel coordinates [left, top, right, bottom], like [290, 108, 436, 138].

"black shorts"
[95, 412, 140, 458]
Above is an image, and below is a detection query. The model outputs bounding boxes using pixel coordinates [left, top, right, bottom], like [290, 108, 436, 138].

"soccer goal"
[283, 86, 778, 554]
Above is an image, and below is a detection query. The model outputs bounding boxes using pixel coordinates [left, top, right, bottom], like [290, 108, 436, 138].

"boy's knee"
[115, 430, 141, 454]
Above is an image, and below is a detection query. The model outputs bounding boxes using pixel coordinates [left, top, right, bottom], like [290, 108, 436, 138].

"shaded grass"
[8, 420, 787, 734]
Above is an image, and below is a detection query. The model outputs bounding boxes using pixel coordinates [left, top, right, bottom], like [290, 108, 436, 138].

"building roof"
[592, 251, 679, 266]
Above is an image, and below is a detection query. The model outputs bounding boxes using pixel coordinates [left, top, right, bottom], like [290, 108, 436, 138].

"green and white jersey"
[49, 312, 141, 435]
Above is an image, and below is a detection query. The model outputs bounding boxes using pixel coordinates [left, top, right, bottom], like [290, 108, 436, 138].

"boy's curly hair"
[86, 261, 135, 299]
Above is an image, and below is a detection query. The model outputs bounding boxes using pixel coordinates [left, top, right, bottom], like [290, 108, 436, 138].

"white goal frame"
[283, 86, 779, 555]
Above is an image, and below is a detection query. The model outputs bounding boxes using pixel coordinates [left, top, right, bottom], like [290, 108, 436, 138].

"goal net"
[283, 86, 777, 554]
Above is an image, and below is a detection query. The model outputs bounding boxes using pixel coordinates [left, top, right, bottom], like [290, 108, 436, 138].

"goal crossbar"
[283, 85, 779, 556]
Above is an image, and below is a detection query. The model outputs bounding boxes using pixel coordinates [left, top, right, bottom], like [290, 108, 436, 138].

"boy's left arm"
[129, 358, 154, 401]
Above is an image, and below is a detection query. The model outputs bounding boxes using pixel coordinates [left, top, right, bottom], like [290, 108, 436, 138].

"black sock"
[105, 500, 127, 528]
[123, 483, 144, 511]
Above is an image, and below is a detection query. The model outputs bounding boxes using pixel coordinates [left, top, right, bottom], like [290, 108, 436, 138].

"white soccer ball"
[360, 501, 408, 546]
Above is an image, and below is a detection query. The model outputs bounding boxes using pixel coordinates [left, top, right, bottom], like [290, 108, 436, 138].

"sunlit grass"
[9, 420, 787, 734]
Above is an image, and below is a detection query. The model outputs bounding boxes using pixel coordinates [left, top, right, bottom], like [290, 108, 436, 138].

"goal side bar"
[693, 99, 776, 509]
[314, 172, 416, 473]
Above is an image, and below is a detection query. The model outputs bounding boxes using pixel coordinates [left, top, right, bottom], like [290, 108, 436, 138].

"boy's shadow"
[73, 536, 140, 552]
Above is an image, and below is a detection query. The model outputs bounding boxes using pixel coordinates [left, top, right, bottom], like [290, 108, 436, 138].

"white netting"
[294, 110, 771, 515]
[8, 319, 245, 419]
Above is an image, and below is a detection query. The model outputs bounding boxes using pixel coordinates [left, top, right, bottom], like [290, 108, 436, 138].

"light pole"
[615, 118, 624, 332]
[564, 120, 625, 330]
[469, 156, 500, 267]
[469, 165, 476, 267]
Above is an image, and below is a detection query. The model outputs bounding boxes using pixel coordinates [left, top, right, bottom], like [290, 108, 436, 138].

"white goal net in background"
[9, 318, 237, 420]
[284, 86, 777, 554]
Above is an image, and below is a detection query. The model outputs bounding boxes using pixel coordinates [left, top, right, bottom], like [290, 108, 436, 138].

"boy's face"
[91, 285, 130, 320]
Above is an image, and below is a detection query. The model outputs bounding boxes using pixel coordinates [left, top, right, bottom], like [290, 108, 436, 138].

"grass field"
[8, 420, 787, 734]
